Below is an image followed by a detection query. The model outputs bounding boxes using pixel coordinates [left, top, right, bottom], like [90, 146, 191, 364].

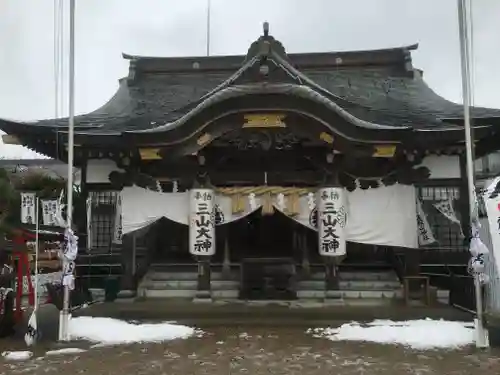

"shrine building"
[3, 23, 500, 304]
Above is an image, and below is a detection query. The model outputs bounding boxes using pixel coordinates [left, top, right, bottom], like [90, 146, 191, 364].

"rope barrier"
[216, 186, 312, 215]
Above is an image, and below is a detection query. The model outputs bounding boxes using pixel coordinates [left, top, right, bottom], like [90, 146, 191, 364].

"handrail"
[75, 263, 122, 268]
[421, 263, 468, 267]
[420, 272, 450, 277]
[77, 274, 120, 278]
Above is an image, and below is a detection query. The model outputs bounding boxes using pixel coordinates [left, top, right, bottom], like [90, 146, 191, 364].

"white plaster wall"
[86, 159, 124, 184]
[488, 153, 500, 171]
[476, 151, 500, 175]
[419, 155, 461, 179]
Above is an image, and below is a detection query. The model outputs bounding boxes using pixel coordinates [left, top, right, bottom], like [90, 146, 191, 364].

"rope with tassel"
[217, 186, 313, 216]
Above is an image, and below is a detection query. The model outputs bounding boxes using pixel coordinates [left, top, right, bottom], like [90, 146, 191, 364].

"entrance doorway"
[223, 208, 315, 263]
[149, 218, 191, 264]
[227, 209, 300, 299]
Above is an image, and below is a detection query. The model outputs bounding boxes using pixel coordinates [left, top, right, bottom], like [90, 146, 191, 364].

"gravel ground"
[0, 326, 499, 375]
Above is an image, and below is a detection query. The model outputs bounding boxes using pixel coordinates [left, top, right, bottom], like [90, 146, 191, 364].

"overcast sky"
[0, 0, 499, 158]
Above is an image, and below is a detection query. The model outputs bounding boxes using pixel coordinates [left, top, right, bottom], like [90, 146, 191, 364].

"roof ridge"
[123, 44, 418, 74]
[122, 44, 418, 61]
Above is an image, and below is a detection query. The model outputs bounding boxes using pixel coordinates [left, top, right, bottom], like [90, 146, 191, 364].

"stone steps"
[147, 271, 237, 281]
[145, 270, 397, 282]
[297, 289, 402, 300]
[297, 279, 401, 290]
[141, 289, 239, 299]
[140, 290, 402, 301]
[141, 279, 401, 291]
[137, 269, 450, 305]
[142, 280, 239, 290]
[313, 271, 398, 282]
[138, 270, 402, 301]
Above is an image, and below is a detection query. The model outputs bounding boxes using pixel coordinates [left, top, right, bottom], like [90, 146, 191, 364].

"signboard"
[41, 199, 59, 226]
[138, 148, 161, 160]
[317, 187, 347, 257]
[86, 197, 92, 250]
[373, 145, 396, 158]
[243, 113, 286, 128]
[484, 190, 500, 278]
[113, 195, 123, 244]
[20, 192, 36, 224]
[416, 199, 436, 246]
[189, 189, 216, 256]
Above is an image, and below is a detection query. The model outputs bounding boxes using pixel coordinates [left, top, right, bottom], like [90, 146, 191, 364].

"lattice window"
[89, 191, 118, 251]
[417, 186, 462, 249]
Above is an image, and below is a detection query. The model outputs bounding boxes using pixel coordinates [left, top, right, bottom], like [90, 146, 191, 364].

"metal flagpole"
[457, 0, 488, 348]
[34, 198, 39, 311]
[25, 198, 40, 346]
[59, 0, 76, 342]
[206, 0, 211, 56]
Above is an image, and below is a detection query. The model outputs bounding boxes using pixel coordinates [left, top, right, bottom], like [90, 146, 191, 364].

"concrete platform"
[72, 298, 472, 326]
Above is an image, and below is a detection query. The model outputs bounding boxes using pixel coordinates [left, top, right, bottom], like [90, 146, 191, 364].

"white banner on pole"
[316, 187, 347, 257]
[416, 199, 437, 246]
[20, 192, 36, 224]
[433, 197, 461, 225]
[41, 199, 59, 226]
[189, 189, 216, 256]
[113, 194, 123, 244]
[25, 197, 40, 346]
[86, 197, 92, 250]
[484, 188, 500, 280]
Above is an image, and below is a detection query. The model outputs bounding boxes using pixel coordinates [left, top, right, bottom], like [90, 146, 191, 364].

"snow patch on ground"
[68, 316, 199, 345]
[45, 348, 87, 356]
[308, 319, 475, 350]
[2, 351, 33, 361]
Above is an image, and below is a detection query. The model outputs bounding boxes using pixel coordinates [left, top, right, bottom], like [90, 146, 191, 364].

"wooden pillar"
[300, 232, 310, 277]
[132, 233, 137, 275]
[324, 257, 340, 298]
[404, 247, 422, 294]
[222, 231, 231, 277]
[196, 257, 212, 299]
[79, 158, 88, 238]
[405, 248, 421, 276]
[120, 233, 136, 291]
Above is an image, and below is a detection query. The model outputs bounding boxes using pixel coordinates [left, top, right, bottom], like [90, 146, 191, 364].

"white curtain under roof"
[120, 184, 418, 248]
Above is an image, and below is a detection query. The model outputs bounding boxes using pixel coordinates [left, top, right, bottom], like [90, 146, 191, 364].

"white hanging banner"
[433, 196, 464, 237]
[113, 194, 123, 244]
[189, 189, 216, 256]
[316, 187, 347, 257]
[41, 199, 59, 226]
[483, 187, 500, 281]
[20, 192, 36, 224]
[433, 197, 461, 225]
[54, 189, 66, 227]
[24, 306, 37, 347]
[120, 184, 418, 249]
[62, 228, 79, 262]
[416, 199, 437, 246]
[120, 186, 260, 233]
[86, 197, 92, 250]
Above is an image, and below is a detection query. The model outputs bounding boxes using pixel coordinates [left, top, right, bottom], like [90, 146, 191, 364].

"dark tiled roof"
[114, 47, 500, 134]
[305, 68, 500, 123]
[0, 79, 137, 134]
[2, 40, 500, 138]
